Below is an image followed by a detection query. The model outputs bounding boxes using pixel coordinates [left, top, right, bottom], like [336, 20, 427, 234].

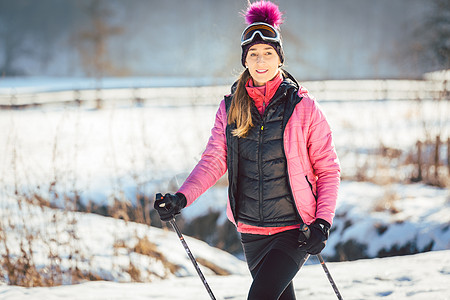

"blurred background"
[0, 0, 448, 80]
[0, 0, 449, 293]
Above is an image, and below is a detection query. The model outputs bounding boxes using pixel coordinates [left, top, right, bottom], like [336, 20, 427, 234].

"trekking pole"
[156, 194, 216, 300]
[167, 218, 217, 300]
[300, 224, 343, 299]
[317, 254, 343, 300]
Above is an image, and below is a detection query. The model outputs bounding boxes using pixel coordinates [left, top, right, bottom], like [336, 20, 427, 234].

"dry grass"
[126, 262, 141, 282]
[342, 136, 449, 189]
[133, 236, 180, 275]
[373, 189, 400, 214]
[196, 257, 230, 276]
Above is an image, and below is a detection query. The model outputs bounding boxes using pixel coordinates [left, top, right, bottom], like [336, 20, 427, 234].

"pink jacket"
[178, 85, 340, 232]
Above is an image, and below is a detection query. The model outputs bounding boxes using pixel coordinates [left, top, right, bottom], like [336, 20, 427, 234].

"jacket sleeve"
[177, 100, 228, 206]
[306, 99, 341, 226]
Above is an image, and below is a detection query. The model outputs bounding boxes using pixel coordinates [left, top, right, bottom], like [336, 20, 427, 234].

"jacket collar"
[245, 71, 283, 103]
[229, 69, 300, 96]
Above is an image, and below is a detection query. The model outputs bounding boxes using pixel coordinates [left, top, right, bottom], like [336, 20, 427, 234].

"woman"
[154, 1, 340, 299]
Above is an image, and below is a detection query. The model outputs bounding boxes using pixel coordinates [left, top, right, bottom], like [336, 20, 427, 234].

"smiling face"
[245, 43, 281, 86]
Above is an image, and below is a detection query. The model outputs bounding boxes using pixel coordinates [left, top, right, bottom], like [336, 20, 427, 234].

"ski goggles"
[240, 22, 281, 46]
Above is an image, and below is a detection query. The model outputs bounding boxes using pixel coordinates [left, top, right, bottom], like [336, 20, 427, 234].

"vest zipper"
[258, 121, 265, 226]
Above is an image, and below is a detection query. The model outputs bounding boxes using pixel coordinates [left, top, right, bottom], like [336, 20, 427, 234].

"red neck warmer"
[246, 72, 283, 116]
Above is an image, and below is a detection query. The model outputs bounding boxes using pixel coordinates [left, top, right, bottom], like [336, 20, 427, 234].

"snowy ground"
[0, 250, 449, 300]
[0, 195, 247, 284]
[1, 92, 448, 260]
[0, 81, 449, 298]
[183, 180, 450, 261]
[1, 95, 448, 205]
[0, 191, 449, 298]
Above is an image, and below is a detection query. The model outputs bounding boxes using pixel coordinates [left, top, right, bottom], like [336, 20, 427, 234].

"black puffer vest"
[225, 73, 303, 227]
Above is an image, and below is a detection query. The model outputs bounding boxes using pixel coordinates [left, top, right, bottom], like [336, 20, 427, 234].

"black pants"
[247, 249, 307, 300]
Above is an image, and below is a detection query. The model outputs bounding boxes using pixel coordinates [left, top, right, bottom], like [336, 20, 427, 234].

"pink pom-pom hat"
[241, 1, 285, 67]
[244, 0, 284, 29]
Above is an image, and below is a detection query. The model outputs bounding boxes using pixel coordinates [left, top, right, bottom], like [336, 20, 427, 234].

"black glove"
[154, 192, 187, 222]
[298, 218, 330, 255]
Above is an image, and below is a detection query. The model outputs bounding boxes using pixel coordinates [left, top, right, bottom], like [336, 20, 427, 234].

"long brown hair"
[227, 68, 253, 138]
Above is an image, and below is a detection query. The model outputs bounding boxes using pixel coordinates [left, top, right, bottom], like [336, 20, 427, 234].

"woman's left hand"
[298, 219, 330, 255]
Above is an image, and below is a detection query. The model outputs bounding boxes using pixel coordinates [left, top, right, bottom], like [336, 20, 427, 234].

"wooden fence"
[0, 79, 449, 108]
[413, 136, 450, 186]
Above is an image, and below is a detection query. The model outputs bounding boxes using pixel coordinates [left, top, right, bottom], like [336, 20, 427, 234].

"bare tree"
[75, 0, 124, 78]
[426, 0, 450, 68]
[412, 0, 450, 71]
[0, 0, 36, 76]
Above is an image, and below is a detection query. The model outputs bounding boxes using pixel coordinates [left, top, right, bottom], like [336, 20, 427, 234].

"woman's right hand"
[154, 193, 187, 222]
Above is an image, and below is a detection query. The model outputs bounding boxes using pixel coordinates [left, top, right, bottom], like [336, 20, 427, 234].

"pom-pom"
[243, 1, 283, 29]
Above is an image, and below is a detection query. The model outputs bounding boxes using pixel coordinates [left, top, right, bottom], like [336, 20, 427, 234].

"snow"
[0, 195, 247, 283]
[1, 92, 448, 206]
[323, 182, 450, 259]
[0, 250, 448, 299]
[0, 78, 449, 298]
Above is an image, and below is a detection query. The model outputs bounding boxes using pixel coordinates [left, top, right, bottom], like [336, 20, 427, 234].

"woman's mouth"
[256, 69, 268, 74]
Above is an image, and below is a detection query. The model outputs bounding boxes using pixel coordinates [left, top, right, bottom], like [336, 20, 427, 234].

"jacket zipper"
[256, 92, 280, 225]
[305, 175, 317, 200]
[258, 122, 265, 225]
